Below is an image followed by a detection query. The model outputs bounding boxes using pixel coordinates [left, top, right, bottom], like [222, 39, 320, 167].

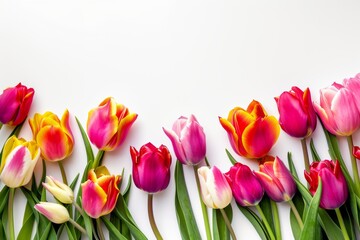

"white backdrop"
[1, 1, 360, 239]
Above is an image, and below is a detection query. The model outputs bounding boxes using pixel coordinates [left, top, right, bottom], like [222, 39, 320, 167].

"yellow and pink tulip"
[35, 202, 70, 224]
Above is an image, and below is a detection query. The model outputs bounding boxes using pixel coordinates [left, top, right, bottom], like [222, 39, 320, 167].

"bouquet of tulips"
[0, 73, 360, 240]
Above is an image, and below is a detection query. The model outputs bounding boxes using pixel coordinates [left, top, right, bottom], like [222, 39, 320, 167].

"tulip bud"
[225, 163, 264, 206]
[353, 146, 360, 160]
[0, 83, 35, 126]
[0, 136, 40, 188]
[87, 97, 137, 151]
[35, 202, 70, 224]
[219, 100, 280, 159]
[130, 143, 172, 193]
[43, 176, 74, 204]
[163, 114, 206, 165]
[198, 166, 232, 209]
[254, 156, 296, 202]
[304, 160, 348, 209]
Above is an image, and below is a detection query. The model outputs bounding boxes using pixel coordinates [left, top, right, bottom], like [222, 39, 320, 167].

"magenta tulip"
[343, 73, 360, 113]
[163, 114, 206, 165]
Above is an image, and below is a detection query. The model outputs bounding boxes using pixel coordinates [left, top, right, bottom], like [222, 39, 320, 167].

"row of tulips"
[0, 73, 359, 240]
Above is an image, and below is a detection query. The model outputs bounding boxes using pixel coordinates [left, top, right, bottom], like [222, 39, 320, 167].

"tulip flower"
[254, 156, 296, 202]
[197, 166, 232, 209]
[342, 73, 360, 112]
[219, 100, 280, 159]
[35, 202, 70, 224]
[163, 114, 206, 165]
[29, 110, 74, 161]
[304, 160, 348, 209]
[313, 82, 360, 136]
[353, 146, 360, 160]
[87, 97, 137, 151]
[0, 83, 35, 126]
[43, 176, 74, 204]
[275, 87, 317, 138]
[0, 136, 40, 188]
[130, 142, 172, 193]
[225, 163, 264, 207]
[81, 166, 121, 218]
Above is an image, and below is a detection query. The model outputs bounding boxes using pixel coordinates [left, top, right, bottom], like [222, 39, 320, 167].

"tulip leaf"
[39, 222, 52, 240]
[65, 222, 77, 240]
[287, 152, 299, 179]
[236, 205, 269, 240]
[101, 216, 128, 240]
[0, 186, 9, 215]
[0, 221, 6, 240]
[174, 161, 202, 240]
[17, 202, 35, 240]
[225, 149, 237, 165]
[70, 173, 80, 190]
[175, 191, 190, 240]
[213, 205, 232, 240]
[289, 191, 305, 240]
[75, 116, 94, 163]
[309, 138, 321, 162]
[340, 203, 356, 240]
[258, 195, 275, 234]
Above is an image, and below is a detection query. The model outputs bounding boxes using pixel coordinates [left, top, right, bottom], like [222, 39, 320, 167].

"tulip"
[163, 114, 206, 165]
[197, 166, 232, 209]
[313, 82, 360, 136]
[130, 143, 172, 193]
[43, 176, 74, 204]
[219, 100, 280, 159]
[81, 166, 121, 218]
[225, 163, 264, 206]
[0, 83, 35, 126]
[87, 97, 137, 151]
[342, 73, 360, 112]
[0, 136, 40, 188]
[353, 146, 360, 160]
[254, 156, 296, 202]
[29, 110, 74, 161]
[275, 87, 317, 138]
[304, 160, 348, 209]
[35, 202, 70, 224]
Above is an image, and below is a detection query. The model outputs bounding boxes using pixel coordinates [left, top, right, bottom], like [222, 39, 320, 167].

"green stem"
[0, 123, 3, 130]
[58, 161, 68, 185]
[193, 165, 212, 240]
[301, 138, 310, 172]
[220, 208, 237, 240]
[8, 187, 15, 240]
[347, 135, 360, 195]
[288, 199, 304, 230]
[148, 194, 163, 240]
[69, 218, 87, 235]
[73, 202, 85, 216]
[335, 208, 350, 240]
[271, 200, 282, 240]
[92, 150, 105, 169]
[96, 218, 105, 240]
[255, 205, 276, 240]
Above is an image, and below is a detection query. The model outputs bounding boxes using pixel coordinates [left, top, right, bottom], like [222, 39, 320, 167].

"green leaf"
[300, 179, 322, 240]
[65, 222, 77, 240]
[175, 191, 190, 240]
[0, 186, 9, 215]
[236, 205, 269, 240]
[0, 221, 6, 240]
[37, 159, 47, 192]
[340, 203, 356, 240]
[39, 222, 52, 240]
[258, 195, 275, 234]
[70, 173, 80, 191]
[17, 203, 35, 240]
[101, 216, 128, 240]
[309, 138, 321, 162]
[75, 116, 94, 163]
[174, 161, 201, 240]
[290, 191, 305, 240]
[213, 205, 232, 240]
[225, 149, 237, 165]
[287, 152, 299, 179]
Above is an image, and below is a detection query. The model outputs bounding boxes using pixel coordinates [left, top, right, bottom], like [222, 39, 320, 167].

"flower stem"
[92, 150, 105, 169]
[0, 123, 3, 130]
[335, 208, 350, 240]
[347, 135, 360, 195]
[255, 205, 276, 240]
[148, 194, 163, 240]
[288, 199, 304, 230]
[58, 161, 68, 185]
[96, 218, 105, 240]
[73, 202, 85, 216]
[271, 200, 282, 240]
[69, 218, 87, 235]
[219, 208, 237, 240]
[8, 188, 15, 240]
[193, 165, 212, 240]
[301, 138, 310, 172]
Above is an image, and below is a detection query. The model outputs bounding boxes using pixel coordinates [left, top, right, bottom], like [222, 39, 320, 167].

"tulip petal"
[163, 127, 187, 164]
[254, 171, 284, 202]
[81, 180, 107, 218]
[319, 168, 348, 209]
[180, 120, 206, 164]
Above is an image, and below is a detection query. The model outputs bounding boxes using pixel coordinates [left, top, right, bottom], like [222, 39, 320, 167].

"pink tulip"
[353, 146, 360, 160]
[0, 83, 34, 126]
[275, 87, 317, 138]
[163, 114, 206, 165]
[130, 143, 172, 193]
[304, 160, 348, 209]
[225, 163, 264, 206]
[343, 73, 360, 113]
[254, 156, 296, 202]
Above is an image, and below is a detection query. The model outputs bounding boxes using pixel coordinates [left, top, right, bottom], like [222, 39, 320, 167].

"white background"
[1, 1, 360, 239]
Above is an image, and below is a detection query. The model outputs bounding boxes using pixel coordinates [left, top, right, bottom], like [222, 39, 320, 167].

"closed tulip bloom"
[29, 110, 74, 161]
[219, 100, 280, 159]
[314, 82, 360, 136]
[225, 163, 264, 206]
[254, 156, 296, 202]
[343, 73, 360, 112]
[0, 83, 35, 126]
[198, 166, 232, 209]
[304, 160, 348, 209]
[275, 87, 317, 138]
[130, 143, 172, 193]
[0, 136, 40, 188]
[81, 166, 121, 218]
[87, 97, 138, 151]
[163, 114, 206, 165]
[35, 202, 70, 224]
[43, 176, 74, 204]
[353, 146, 360, 160]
